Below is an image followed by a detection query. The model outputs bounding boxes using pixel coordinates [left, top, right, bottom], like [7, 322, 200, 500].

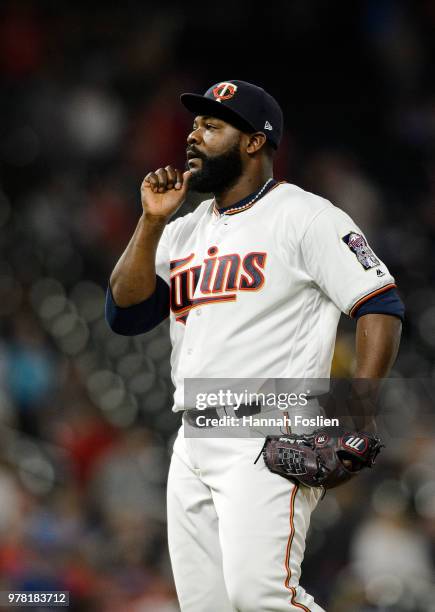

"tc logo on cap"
[212, 82, 238, 102]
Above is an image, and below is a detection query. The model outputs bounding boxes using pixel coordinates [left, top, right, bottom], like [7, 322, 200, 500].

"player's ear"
[245, 132, 267, 155]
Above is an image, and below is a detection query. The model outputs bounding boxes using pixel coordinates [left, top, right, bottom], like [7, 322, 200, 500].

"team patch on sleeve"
[342, 232, 380, 270]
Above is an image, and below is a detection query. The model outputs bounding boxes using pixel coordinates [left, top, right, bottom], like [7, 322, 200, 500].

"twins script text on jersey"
[170, 247, 267, 323]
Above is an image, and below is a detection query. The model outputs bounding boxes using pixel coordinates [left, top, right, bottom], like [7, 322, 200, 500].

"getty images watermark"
[183, 377, 435, 438]
[195, 388, 308, 410]
[193, 388, 338, 429]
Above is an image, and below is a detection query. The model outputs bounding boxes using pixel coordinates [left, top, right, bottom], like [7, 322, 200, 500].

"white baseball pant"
[167, 420, 325, 612]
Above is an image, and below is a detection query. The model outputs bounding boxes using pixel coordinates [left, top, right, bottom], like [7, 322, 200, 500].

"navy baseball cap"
[180, 80, 283, 149]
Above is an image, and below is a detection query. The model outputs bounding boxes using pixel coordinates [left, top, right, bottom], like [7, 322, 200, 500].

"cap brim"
[180, 93, 256, 134]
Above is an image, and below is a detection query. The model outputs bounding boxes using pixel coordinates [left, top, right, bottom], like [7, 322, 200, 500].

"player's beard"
[186, 140, 243, 194]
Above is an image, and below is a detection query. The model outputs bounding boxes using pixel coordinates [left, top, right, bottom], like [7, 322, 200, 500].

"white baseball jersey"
[155, 181, 395, 410]
[160, 180, 395, 612]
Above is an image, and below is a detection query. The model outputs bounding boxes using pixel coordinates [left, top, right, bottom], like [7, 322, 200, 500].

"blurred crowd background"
[0, 0, 434, 610]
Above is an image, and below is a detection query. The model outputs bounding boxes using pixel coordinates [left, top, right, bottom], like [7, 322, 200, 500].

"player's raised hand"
[141, 166, 191, 221]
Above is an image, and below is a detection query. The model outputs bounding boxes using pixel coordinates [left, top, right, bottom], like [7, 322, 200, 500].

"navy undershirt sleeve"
[353, 287, 405, 322]
[105, 275, 170, 335]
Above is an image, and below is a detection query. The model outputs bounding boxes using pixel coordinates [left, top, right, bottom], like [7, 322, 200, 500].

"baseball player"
[106, 80, 404, 611]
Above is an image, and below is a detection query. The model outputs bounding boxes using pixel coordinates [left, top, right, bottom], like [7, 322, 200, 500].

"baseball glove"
[257, 427, 383, 490]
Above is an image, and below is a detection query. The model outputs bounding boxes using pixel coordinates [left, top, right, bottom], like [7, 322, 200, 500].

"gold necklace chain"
[215, 178, 274, 216]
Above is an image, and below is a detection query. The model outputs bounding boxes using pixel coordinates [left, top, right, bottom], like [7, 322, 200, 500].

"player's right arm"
[109, 166, 191, 307]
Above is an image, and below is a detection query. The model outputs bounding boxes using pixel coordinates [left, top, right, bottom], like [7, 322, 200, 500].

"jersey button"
[196, 309, 201, 316]
[187, 348, 193, 355]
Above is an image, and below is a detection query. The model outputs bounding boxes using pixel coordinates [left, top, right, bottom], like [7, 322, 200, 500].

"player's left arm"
[300, 205, 405, 372]
[301, 205, 405, 430]
[354, 313, 402, 379]
[346, 313, 402, 432]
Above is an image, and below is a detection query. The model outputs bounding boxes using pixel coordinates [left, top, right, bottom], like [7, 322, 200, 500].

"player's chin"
[187, 158, 203, 172]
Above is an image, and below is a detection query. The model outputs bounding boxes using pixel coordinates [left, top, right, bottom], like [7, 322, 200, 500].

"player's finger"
[165, 166, 177, 190]
[155, 168, 168, 192]
[143, 172, 157, 185]
[174, 169, 183, 189]
[178, 170, 192, 195]
[142, 173, 159, 193]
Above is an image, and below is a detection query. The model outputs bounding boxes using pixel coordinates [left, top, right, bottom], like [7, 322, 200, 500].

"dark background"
[0, 1, 434, 610]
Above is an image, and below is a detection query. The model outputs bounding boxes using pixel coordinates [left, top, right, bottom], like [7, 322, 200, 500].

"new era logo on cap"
[264, 120, 273, 130]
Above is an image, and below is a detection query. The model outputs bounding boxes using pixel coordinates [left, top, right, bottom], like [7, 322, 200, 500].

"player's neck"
[213, 171, 273, 209]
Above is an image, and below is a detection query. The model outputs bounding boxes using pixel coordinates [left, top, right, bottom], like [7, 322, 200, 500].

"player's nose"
[187, 127, 202, 146]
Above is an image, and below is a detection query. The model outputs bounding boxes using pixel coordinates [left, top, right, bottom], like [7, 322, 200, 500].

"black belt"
[184, 404, 263, 427]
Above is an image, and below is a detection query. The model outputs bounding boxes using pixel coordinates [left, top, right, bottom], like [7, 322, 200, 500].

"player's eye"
[206, 123, 217, 130]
